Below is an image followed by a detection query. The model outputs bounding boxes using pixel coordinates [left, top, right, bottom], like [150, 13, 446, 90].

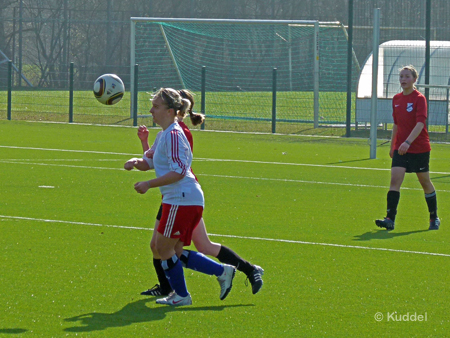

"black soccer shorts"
[391, 150, 430, 173]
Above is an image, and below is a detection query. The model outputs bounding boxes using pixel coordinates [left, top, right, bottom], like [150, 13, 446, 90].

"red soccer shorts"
[157, 203, 203, 246]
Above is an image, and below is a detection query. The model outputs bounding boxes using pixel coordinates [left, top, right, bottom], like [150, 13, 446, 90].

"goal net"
[130, 18, 359, 127]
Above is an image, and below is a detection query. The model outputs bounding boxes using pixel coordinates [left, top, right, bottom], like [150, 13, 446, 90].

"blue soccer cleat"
[429, 217, 440, 230]
[375, 217, 395, 231]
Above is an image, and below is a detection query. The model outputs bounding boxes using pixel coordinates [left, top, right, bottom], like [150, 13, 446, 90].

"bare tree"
[0, 0, 15, 53]
[0, 0, 16, 86]
[2, 0, 450, 90]
[28, 1, 66, 87]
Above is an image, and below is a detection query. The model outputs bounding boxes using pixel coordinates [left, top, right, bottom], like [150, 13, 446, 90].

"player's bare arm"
[134, 171, 184, 194]
[398, 122, 424, 155]
[124, 158, 151, 171]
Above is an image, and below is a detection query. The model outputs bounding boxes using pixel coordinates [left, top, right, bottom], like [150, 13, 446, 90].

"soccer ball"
[93, 74, 125, 105]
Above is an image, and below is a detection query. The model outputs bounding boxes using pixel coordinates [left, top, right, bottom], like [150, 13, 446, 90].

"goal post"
[416, 84, 450, 134]
[130, 17, 357, 127]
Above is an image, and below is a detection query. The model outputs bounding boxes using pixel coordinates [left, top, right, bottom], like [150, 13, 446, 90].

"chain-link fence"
[1, 0, 449, 141]
[352, 1, 450, 142]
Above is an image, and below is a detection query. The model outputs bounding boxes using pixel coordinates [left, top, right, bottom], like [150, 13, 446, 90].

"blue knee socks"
[180, 250, 224, 276]
[161, 255, 188, 297]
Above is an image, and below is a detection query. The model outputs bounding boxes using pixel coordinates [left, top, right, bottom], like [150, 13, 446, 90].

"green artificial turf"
[1, 120, 449, 337]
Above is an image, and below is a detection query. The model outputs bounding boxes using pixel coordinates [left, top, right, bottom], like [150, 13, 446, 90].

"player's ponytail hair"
[178, 89, 205, 126]
[179, 97, 192, 117]
[154, 87, 191, 116]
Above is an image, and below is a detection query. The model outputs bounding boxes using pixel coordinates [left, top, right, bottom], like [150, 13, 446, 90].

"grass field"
[0, 89, 349, 129]
[1, 120, 449, 337]
[2, 89, 450, 142]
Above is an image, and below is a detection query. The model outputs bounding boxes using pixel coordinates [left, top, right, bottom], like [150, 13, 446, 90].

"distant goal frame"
[129, 17, 320, 125]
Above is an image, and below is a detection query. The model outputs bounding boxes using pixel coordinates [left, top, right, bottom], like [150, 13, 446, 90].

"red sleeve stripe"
[171, 130, 187, 175]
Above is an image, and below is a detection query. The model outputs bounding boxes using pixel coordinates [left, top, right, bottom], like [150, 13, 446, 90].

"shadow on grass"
[113, 117, 132, 125]
[431, 174, 450, 183]
[353, 229, 429, 241]
[0, 329, 28, 335]
[64, 298, 254, 333]
[326, 158, 372, 165]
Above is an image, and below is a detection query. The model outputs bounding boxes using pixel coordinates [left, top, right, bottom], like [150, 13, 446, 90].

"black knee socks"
[216, 245, 254, 276]
[386, 190, 400, 221]
[386, 190, 438, 221]
[425, 191, 438, 219]
[153, 258, 172, 293]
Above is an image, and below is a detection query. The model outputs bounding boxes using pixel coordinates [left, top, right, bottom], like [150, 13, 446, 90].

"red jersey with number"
[392, 89, 431, 153]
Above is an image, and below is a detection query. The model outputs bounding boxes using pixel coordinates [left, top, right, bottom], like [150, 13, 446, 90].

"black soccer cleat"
[141, 284, 172, 297]
[375, 218, 395, 231]
[247, 265, 264, 294]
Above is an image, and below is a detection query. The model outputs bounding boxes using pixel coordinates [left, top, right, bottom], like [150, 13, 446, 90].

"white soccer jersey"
[142, 131, 162, 169]
[151, 122, 204, 207]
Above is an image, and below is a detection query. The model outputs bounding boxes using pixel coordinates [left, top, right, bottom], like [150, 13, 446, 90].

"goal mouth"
[130, 18, 359, 128]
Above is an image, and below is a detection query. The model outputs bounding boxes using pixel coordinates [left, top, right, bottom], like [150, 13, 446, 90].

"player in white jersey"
[132, 88, 235, 306]
[125, 90, 263, 297]
[147, 123, 204, 206]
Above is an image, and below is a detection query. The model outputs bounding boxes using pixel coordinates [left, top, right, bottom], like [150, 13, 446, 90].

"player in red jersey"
[125, 89, 264, 298]
[375, 65, 440, 231]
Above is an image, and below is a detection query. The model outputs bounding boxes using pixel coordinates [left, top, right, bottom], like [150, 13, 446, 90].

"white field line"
[3, 158, 123, 162]
[22, 120, 340, 139]
[1, 144, 450, 175]
[19, 120, 450, 145]
[1, 159, 450, 192]
[1, 162, 450, 193]
[0, 145, 135, 156]
[0, 160, 122, 171]
[198, 174, 450, 192]
[3, 157, 450, 176]
[1, 214, 449, 258]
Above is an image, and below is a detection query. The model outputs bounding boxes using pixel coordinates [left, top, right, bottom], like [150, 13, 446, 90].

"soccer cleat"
[375, 218, 395, 231]
[155, 292, 192, 306]
[429, 217, 440, 230]
[246, 265, 264, 295]
[217, 264, 236, 300]
[141, 284, 172, 297]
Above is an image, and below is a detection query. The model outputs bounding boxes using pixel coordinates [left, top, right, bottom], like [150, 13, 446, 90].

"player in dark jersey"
[375, 65, 439, 231]
[125, 89, 264, 298]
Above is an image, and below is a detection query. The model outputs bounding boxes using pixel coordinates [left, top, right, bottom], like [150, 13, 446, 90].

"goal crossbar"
[130, 17, 318, 25]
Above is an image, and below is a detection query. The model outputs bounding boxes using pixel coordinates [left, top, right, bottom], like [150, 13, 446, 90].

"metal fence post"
[370, 8, 380, 160]
[272, 68, 277, 133]
[446, 87, 449, 134]
[152, 87, 156, 127]
[69, 62, 74, 123]
[201, 66, 206, 130]
[133, 64, 138, 127]
[7, 60, 12, 120]
[346, 0, 354, 137]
